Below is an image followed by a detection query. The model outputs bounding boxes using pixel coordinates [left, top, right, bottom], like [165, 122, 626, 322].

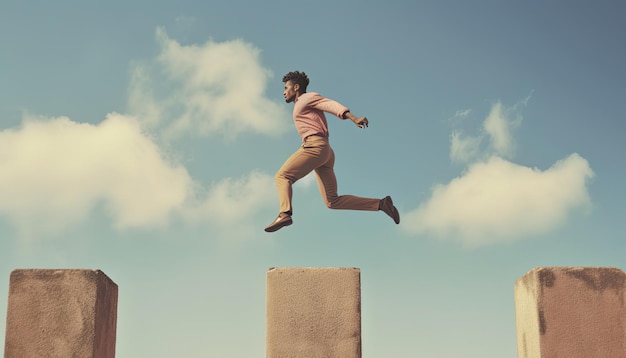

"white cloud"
[128, 27, 288, 140]
[0, 29, 290, 241]
[409, 95, 593, 246]
[403, 154, 594, 246]
[483, 101, 520, 158]
[128, 65, 162, 128]
[450, 130, 482, 163]
[454, 109, 472, 118]
[0, 113, 278, 240]
[450, 101, 524, 164]
[181, 171, 276, 239]
[0, 113, 192, 239]
[294, 172, 317, 189]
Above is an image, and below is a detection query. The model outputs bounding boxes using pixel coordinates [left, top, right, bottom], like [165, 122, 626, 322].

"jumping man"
[264, 71, 400, 232]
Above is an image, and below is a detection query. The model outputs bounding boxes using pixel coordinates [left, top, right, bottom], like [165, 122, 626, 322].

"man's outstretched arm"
[343, 110, 369, 128]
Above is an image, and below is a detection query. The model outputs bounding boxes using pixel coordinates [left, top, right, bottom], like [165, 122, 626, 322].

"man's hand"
[344, 111, 369, 128]
[353, 117, 369, 128]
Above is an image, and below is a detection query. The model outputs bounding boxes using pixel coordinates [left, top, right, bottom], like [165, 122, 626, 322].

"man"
[264, 71, 400, 232]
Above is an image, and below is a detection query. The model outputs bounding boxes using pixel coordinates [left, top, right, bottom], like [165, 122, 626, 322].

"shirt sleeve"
[306, 93, 350, 119]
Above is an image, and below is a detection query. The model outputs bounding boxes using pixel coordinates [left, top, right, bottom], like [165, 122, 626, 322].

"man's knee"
[275, 170, 287, 182]
[276, 171, 298, 187]
[325, 198, 339, 209]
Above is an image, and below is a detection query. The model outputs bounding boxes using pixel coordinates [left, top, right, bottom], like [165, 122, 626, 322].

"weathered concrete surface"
[514, 266, 626, 358]
[266, 267, 361, 358]
[4, 269, 118, 358]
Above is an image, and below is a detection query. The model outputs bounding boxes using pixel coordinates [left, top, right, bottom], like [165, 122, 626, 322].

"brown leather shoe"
[264, 213, 293, 232]
[380, 196, 400, 224]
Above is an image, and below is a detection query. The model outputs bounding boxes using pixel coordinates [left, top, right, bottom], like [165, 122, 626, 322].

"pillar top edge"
[526, 266, 624, 273]
[11, 268, 107, 274]
[10, 269, 117, 285]
[267, 267, 360, 272]
[515, 266, 625, 283]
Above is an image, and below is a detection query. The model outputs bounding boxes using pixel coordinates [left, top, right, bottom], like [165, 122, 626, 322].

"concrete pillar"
[266, 267, 361, 358]
[4, 269, 118, 358]
[514, 266, 626, 358]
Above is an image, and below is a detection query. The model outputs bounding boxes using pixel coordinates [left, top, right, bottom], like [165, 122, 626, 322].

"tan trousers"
[275, 135, 380, 214]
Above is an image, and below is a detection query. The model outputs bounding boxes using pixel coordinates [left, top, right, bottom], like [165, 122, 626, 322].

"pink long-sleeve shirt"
[292, 92, 349, 141]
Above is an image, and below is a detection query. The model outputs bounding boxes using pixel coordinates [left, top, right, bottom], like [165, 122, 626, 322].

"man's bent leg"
[314, 148, 380, 211]
[275, 139, 330, 214]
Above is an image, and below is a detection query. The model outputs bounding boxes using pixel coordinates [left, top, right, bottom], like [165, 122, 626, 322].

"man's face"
[283, 80, 299, 103]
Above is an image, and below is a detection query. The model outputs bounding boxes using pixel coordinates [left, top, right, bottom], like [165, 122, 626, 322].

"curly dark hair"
[282, 71, 310, 93]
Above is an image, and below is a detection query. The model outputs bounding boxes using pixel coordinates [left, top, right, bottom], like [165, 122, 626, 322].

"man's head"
[282, 71, 309, 103]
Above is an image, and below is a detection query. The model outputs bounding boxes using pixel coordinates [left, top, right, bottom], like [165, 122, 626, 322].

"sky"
[1, 1, 624, 357]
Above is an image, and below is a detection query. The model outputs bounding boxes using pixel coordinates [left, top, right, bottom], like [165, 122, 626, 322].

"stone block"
[266, 267, 361, 358]
[4, 269, 118, 358]
[514, 266, 626, 358]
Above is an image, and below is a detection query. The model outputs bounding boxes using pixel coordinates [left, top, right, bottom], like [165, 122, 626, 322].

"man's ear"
[294, 83, 300, 93]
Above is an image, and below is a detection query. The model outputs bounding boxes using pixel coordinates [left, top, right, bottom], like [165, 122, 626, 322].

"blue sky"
[1, 1, 624, 356]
